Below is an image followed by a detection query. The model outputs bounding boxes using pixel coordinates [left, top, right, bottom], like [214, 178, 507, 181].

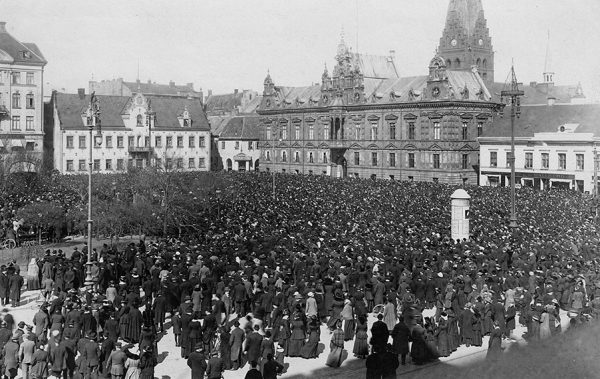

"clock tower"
[438, 0, 494, 82]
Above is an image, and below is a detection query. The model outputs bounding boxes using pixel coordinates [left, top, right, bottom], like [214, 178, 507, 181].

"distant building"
[217, 115, 260, 172]
[479, 103, 600, 192]
[89, 78, 203, 99]
[0, 21, 47, 173]
[45, 89, 211, 174]
[205, 89, 262, 138]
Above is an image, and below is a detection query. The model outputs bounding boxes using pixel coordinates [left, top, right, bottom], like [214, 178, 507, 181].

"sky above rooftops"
[2, 0, 598, 101]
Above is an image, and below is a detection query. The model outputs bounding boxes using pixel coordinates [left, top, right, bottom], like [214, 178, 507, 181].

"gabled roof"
[239, 95, 263, 114]
[122, 81, 200, 97]
[208, 116, 233, 136]
[482, 104, 600, 138]
[0, 22, 46, 65]
[205, 92, 243, 112]
[53, 92, 210, 131]
[352, 53, 398, 79]
[219, 116, 261, 140]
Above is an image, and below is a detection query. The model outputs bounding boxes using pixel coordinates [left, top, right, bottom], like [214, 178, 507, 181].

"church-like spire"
[445, 0, 484, 38]
[543, 30, 554, 84]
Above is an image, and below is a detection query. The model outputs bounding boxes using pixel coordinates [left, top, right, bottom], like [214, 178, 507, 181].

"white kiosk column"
[451, 189, 471, 242]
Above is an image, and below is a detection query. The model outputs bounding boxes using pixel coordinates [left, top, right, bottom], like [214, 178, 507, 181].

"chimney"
[234, 89, 238, 95]
[186, 82, 194, 90]
[169, 81, 175, 87]
[0, 22, 6, 33]
[147, 79, 151, 84]
[77, 88, 85, 100]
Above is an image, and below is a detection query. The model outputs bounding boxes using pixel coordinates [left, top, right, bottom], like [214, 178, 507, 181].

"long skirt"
[343, 319, 355, 341]
[352, 330, 369, 357]
[27, 276, 41, 291]
[287, 339, 304, 357]
[325, 347, 344, 368]
[300, 338, 319, 359]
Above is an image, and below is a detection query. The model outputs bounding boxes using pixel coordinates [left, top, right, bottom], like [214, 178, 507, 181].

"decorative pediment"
[278, 118, 289, 125]
[384, 143, 398, 150]
[305, 142, 315, 148]
[319, 142, 329, 149]
[367, 144, 379, 150]
[403, 113, 418, 120]
[305, 117, 316, 124]
[429, 144, 442, 151]
[277, 141, 288, 147]
[291, 118, 302, 124]
[291, 142, 301, 148]
[318, 116, 331, 124]
[460, 113, 473, 119]
[350, 114, 365, 122]
[384, 114, 399, 121]
[349, 143, 363, 149]
[263, 142, 272, 148]
[459, 144, 475, 151]
[404, 144, 417, 150]
[428, 112, 443, 120]
[367, 114, 380, 122]
[476, 113, 491, 120]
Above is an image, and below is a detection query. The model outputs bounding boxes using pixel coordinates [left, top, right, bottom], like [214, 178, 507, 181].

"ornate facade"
[257, 34, 502, 184]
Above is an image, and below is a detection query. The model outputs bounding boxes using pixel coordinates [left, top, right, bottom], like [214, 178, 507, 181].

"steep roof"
[122, 81, 200, 97]
[445, 0, 484, 37]
[488, 81, 585, 106]
[352, 53, 398, 79]
[239, 95, 263, 114]
[53, 92, 210, 131]
[205, 92, 243, 112]
[482, 104, 600, 138]
[219, 116, 261, 140]
[0, 22, 46, 65]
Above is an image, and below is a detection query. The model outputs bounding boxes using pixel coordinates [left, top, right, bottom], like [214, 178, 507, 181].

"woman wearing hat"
[138, 346, 156, 379]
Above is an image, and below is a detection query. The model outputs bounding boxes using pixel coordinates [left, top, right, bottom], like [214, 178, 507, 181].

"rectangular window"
[408, 152, 415, 168]
[66, 136, 74, 148]
[117, 136, 124, 148]
[294, 152, 300, 163]
[370, 124, 378, 140]
[105, 159, 112, 171]
[24, 116, 34, 131]
[155, 136, 161, 147]
[11, 116, 20, 130]
[78, 159, 86, 171]
[12, 92, 20, 109]
[295, 126, 300, 140]
[490, 151, 497, 167]
[26, 72, 34, 85]
[525, 152, 533, 169]
[266, 127, 271, 140]
[189, 136, 195, 148]
[79, 136, 86, 149]
[309, 126, 314, 140]
[199, 158, 206, 168]
[389, 122, 396, 140]
[93, 159, 100, 171]
[462, 154, 469, 169]
[235, 141, 239, 150]
[462, 122, 468, 140]
[282, 151, 287, 162]
[309, 152, 314, 163]
[576, 154, 584, 170]
[371, 152, 378, 166]
[176, 158, 183, 169]
[26, 94, 34, 109]
[433, 122, 441, 140]
[155, 158, 162, 168]
[165, 158, 172, 169]
[266, 151, 271, 162]
[199, 136, 206, 147]
[105, 136, 112, 148]
[408, 122, 415, 140]
[248, 141, 253, 150]
[558, 153, 566, 170]
[354, 152, 360, 166]
[281, 127, 287, 140]
[324, 125, 329, 140]
[541, 153, 549, 169]
[323, 152, 328, 163]
[117, 159, 124, 170]
[355, 126, 360, 140]
[11, 72, 20, 84]
[477, 122, 483, 137]
[166, 136, 173, 147]
[506, 152, 511, 168]
[177, 136, 184, 148]
[433, 153, 440, 169]
[389, 152, 396, 167]
[128, 136, 134, 147]
[188, 158, 195, 168]
[144, 136, 150, 148]
[66, 160, 74, 172]
[221, 141, 225, 149]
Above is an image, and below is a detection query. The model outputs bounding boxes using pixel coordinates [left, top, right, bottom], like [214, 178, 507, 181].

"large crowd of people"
[0, 172, 598, 379]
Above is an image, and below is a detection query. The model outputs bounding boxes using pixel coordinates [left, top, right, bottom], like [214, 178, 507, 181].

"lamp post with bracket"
[85, 92, 102, 287]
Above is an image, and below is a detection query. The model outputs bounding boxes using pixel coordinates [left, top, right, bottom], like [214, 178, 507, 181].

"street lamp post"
[85, 93, 102, 287]
[593, 147, 598, 198]
[500, 64, 524, 230]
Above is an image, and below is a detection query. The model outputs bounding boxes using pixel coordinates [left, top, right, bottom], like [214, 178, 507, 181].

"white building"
[0, 21, 46, 172]
[479, 103, 600, 193]
[217, 116, 260, 171]
[46, 90, 211, 174]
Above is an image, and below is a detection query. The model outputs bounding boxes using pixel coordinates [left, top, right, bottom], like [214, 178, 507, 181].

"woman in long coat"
[287, 315, 305, 357]
[119, 307, 130, 342]
[27, 258, 41, 291]
[340, 300, 355, 341]
[126, 306, 144, 343]
[435, 314, 451, 357]
[539, 308, 552, 340]
[382, 298, 396, 332]
[138, 347, 157, 379]
[352, 314, 369, 359]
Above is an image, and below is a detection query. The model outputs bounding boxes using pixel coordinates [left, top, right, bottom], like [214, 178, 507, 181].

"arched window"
[455, 58, 461, 68]
[482, 59, 487, 69]
[309, 152, 314, 163]
[282, 151, 287, 162]
[446, 59, 452, 68]
[294, 151, 300, 163]
[136, 114, 143, 127]
[476, 58, 481, 67]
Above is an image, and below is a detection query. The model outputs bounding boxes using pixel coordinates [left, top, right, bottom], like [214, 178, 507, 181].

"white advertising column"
[451, 188, 471, 242]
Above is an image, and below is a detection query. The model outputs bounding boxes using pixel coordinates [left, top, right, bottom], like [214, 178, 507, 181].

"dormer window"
[183, 118, 190, 127]
[182, 110, 191, 127]
[20, 51, 31, 60]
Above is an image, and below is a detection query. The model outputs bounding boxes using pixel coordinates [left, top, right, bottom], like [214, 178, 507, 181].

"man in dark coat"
[152, 292, 167, 333]
[82, 332, 100, 378]
[229, 321, 245, 370]
[8, 271, 23, 307]
[370, 314, 389, 350]
[262, 353, 283, 379]
[205, 351, 224, 379]
[244, 360, 263, 379]
[186, 344, 207, 379]
[103, 314, 119, 343]
[244, 325, 263, 365]
[391, 318, 411, 365]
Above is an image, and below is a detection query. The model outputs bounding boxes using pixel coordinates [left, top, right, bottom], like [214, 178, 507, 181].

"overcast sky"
[2, 0, 599, 100]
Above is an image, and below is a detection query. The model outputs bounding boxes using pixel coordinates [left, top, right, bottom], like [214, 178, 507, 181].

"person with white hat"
[305, 292, 318, 319]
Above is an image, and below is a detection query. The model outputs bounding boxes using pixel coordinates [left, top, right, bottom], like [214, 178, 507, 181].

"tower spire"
[543, 30, 554, 83]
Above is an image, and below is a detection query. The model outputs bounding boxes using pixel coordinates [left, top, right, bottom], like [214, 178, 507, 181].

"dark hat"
[17, 321, 25, 328]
